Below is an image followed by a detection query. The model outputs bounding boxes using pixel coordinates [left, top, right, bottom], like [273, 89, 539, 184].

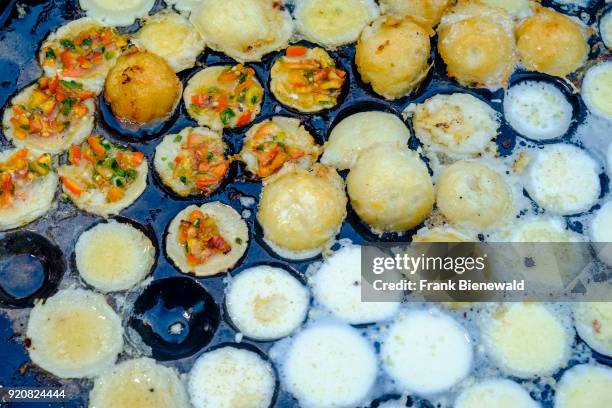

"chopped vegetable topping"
[60, 135, 143, 203]
[42, 25, 127, 78]
[169, 131, 229, 196]
[245, 122, 305, 178]
[9, 75, 94, 140]
[272, 47, 346, 111]
[190, 64, 263, 128]
[178, 209, 231, 266]
[0, 149, 52, 208]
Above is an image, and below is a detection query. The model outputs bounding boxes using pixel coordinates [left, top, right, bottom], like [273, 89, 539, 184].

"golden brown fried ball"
[104, 49, 182, 125]
[355, 16, 432, 100]
[437, 3, 515, 89]
[379, 0, 453, 27]
[516, 5, 589, 77]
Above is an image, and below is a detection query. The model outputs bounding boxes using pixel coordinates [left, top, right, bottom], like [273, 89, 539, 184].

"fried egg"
[516, 4, 589, 77]
[437, 3, 515, 89]
[58, 137, 148, 216]
[408, 93, 500, 158]
[500, 216, 582, 242]
[166, 202, 249, 277]
[555, 364, 612, 408]
[281, 323, 377, 408]
[582, 62, 612, 121]
[89, 358, 191, 408]
[523, 144, 601, 215]
[239, 116, 320, 178]
[190, 0, 293, 62]
[574, 302, 612, 357]
[411, 226, 476, 242]
[257, 163, 347, 260]
[75, 220, 155, 292]
[270, 46, 346, 112]
[381, 309, 473, 395]
[165, 0, 202, 13]
[601, 10, 612, 49]
[309, 245, 400, 324]
[39, 18, 127, 94]
[504, 80, 573, 141]
[188, 346, 276, 408]
[154, 127, 228, 197]
[436, 160, 514, 231]
[104, 49, 182, 125]
[482, 303, 572, 378]
[26, 288, 124, 378]
[184, 65, 264, 131]
[455, 379, 539, 408]
[79, 0, 155, 27]
[591, 200, 612, 266]
[477, 0, 531, 18]
[356, 15, 432, 99]
[378, 0, 453, 27]
[225, 265, 309, 341]
[3, 80, 95, 154]
[133, 11, 206, 72]
[0, 148, 57, 231]
[293, 0, 379, 49]
[347, 143, 434, 234]
[321, 111, 410, 171]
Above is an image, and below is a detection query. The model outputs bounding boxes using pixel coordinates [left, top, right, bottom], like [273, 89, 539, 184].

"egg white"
[225, 265, 310, 341]
[482, 303, 572, 378]
[582, 61, 612, 121]
[321, 111, 410, 170]
[133, 11, 205, 72]
[79, 0, 155, 27]
[89, 358, 191, 408]
[190, 0, 293, 62]
[408, 93, 500, 158]
[524, 144, 601, 215]
[26, 288, 124, 379]
[189, 346, 276, 408]
[282, 323, 377, 408]
[75, 219, 155, 292]
[293, 0, 379, 49]
[555, 364, 612, 408]
[455, 379, 539, 408]
[574, 302, 612, 357]
[309, 245, 400, 324]
[257, 163, 347, 259]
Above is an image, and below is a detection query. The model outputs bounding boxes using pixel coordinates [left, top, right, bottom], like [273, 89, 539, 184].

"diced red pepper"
[286, 46, 308, 57]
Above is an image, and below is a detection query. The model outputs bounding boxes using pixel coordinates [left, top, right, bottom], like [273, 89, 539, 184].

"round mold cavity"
[128, 276, 221, 360]
[599, 4, 612, 48]
[97, 93, 181, 142]
[221, 261, 310, 342]
[543, 0, 603, 23]
[0, 231, 65, 308]
[70, 215, 159, 288]
[150, 143, 238, 202]
[502, 71, 584, 144]
[196, 341, 280, 407]
[267, 41, 351, 117]
[352, 34, 436, 107]
[252, 219, 325, 263]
